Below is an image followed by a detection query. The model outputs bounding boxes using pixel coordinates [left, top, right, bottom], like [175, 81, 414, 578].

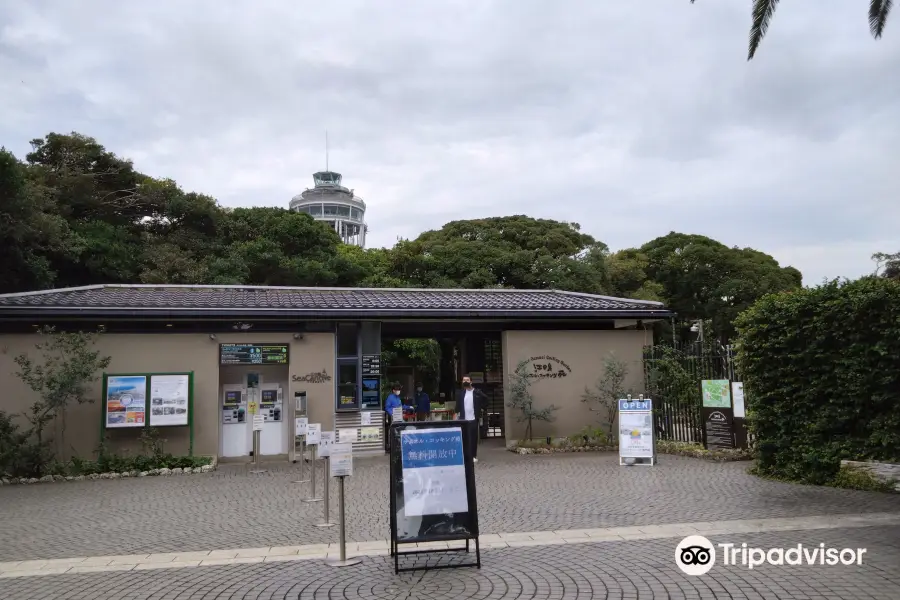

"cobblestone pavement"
[0, 526, 897, 599]
[1, 443, 898, 561]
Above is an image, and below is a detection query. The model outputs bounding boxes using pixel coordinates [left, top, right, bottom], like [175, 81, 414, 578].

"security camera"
[293, 333, 304, 340]
[209, 333, 217, 340]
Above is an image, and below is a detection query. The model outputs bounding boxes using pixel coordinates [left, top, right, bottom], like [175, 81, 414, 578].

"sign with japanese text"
[515, 355, 572, 380]
[618, 398, 654, 459]
[399, 427, 468, 517]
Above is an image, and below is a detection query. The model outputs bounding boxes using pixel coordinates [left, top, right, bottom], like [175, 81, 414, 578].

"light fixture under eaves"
[232, 322, 253, 331]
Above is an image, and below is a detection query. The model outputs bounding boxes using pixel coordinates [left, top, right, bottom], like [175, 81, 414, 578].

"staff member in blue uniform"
[414, 383, 431, 421]
[384, 383, 404, 453]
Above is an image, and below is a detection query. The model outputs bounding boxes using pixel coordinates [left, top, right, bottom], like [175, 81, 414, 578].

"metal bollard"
[303, 445, 322, 503]
[325, 476, 361, 567]
[315, 457, 335, 527]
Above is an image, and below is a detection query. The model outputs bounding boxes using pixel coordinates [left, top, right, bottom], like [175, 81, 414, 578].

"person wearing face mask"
[414, 383, 431, 421]
[455, 375, 488, 463]
[384, 383, 403, 453]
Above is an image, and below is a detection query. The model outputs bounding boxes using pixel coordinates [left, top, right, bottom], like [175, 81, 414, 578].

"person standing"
[455, 375, 488, 463]
[414, 383, 431, 421]
[384, 383, 403, 453]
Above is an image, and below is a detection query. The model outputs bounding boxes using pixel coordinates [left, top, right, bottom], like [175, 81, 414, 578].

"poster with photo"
[106, 375, 147, 428]
[149, 374, 190, 427]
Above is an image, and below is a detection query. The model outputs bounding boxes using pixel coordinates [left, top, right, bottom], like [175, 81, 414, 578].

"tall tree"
[388, 216, 611, 292]
[691, 0, 892, 60]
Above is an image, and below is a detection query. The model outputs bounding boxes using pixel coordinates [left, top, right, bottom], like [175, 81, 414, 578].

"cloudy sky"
[1, 1, 897, 285]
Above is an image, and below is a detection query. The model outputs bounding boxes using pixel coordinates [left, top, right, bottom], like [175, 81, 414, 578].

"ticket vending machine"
[221, 384, 248, 457]
[258, 383, 285, 455]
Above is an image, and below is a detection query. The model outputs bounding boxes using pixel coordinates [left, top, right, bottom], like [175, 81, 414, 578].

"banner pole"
[250, 429, 267, 474]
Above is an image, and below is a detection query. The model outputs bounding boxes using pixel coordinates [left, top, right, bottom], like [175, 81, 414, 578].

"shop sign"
[516, 355, 573, 379]
[291, 370, 332, 384]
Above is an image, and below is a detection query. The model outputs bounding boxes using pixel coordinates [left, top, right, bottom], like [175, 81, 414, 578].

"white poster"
[400, 427, 468, 517]
[339, 428, 358, 443]
[306, 423, 321, 444]
[361, 427, 380, 442]
[392, 407, 404, 422]
[319, 431, 335, 457]
[360, 411, 373, 426]
[618, 399, 654, 459]
[330, 443, 353, 477]
[149, 374, 189, 427]
[252, 415, 264, 431]
[295, 417, 308, 436]
[732, 382, 746, 418]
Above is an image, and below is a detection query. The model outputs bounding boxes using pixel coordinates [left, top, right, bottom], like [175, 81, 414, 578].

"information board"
[306, 423, 321, 444]
[618, 398, 654, 460]
[319, 431, 335, 457]
[105, 375, 147, 428]
[361, 354, 382, 375]
[295, 417, 308, 436]
[389, 421, 479, 544]
[149, 374, 190, 427]
[219, 343, 289, 366]
[330, 443, 353, 477]
[252, 415, 264, 431]
[400, 428, 468, 516]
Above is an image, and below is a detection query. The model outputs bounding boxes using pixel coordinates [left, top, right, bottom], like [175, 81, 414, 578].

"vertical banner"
[618, 398, 654, 462]
[731, 381, 749, 449]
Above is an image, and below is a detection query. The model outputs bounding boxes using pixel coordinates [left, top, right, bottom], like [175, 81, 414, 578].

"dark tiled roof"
[0, 284, 670, 317]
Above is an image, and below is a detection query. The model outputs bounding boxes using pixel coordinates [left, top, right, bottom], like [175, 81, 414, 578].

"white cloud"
[1, 0, 897, 285]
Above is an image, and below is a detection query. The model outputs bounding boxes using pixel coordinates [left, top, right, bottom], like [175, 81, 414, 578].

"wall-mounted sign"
[516, 355, 573, 380]
[248, 401, 258, 415]
[220, 344, 289, 366]
[731, 382, 746, 418]
[149, 374, 190, 427]
[105, 375, 147, 428]
[361, 354, 382, 376]
[291, 370, 332, 384]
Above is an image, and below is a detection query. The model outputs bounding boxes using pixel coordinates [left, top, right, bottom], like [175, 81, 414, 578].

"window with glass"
[337, 360, 359, 411]
[337, 323, 358, 357]
[308, 204, 323, 216]
[323, 204, 340, 216]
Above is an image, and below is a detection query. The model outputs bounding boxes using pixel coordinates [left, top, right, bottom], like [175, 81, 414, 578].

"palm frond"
[869, 0, 893, 38]
[748, 0, 780, 60]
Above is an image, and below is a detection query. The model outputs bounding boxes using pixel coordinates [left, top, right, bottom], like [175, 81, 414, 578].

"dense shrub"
[735, 277, 900, 485]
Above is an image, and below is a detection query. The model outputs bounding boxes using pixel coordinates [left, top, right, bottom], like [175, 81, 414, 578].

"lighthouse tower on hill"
[289, 170, 368, 248]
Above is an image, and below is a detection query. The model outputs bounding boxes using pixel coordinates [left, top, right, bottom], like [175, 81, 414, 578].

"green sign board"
[701, 379, 732, 408]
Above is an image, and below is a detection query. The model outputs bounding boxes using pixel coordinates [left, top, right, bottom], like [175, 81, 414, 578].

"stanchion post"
[249, 428, 267, 474]
[303, 445, 321, 503]
[315, 457, 335, 527]
[292, 435, 309, 484]
[325, 475, 360, 567]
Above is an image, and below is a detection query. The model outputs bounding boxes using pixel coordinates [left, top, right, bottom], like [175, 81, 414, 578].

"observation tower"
[289, 171, 368, 247]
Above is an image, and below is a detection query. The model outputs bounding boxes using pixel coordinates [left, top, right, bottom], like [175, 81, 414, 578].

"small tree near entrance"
[7, 326, 111, 474]
[581, 353, 632, 438]
[507, 360, 558, 440]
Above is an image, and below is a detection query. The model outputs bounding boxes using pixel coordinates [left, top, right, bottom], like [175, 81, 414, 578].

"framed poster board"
[700, 380, 735, 450]
[618, 398, 655, 464]
[389, 421, 481, 573]
[149, 373, 192, 427]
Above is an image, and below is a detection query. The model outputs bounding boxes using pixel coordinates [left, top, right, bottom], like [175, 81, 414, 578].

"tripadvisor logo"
[675, 536, 867, 575]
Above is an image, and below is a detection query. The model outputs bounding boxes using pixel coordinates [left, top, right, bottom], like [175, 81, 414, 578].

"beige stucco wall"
[0, 331, 335, 460]
[501, 330, 649, 440]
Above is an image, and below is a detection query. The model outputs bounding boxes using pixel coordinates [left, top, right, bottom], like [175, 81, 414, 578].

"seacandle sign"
[291, 369, 332, 384]
[516, 355, 572, 379]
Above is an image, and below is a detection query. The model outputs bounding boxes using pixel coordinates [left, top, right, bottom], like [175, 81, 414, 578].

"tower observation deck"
[289, 171, 368, 247]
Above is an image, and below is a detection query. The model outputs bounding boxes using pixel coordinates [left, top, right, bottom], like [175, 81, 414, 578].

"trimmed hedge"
[735, 277, 900, 485]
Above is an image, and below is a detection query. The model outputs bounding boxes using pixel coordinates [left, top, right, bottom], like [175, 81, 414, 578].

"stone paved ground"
[1, 442, 899, 561]
[0, 526, 897, 599]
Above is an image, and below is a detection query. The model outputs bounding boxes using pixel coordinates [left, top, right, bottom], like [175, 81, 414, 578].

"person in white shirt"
[455, 375, 488, 463]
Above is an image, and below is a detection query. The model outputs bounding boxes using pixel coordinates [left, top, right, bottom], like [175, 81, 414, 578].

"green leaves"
[735, 277, 900, 484]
